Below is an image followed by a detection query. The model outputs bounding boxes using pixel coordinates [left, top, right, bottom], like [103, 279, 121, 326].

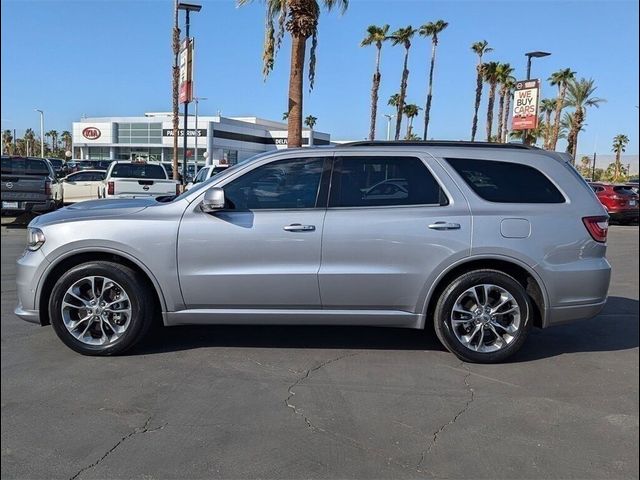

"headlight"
[26, 227, 46, 251]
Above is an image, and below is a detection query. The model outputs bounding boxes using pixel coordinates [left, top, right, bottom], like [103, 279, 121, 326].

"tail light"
[107, 181, 114, 195]
[176, 183, 181, 195]
[583, 216, 609, 243]
[44, 180, 51, 196]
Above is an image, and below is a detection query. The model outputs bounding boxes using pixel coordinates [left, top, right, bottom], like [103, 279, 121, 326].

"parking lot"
[1, 219, 638, 479]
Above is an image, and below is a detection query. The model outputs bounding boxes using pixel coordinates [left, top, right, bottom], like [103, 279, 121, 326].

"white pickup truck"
[101, 161, 178, 199]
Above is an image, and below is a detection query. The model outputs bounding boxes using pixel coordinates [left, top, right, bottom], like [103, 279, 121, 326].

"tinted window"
[224, 158, 325, 210]
[446, 158, 565, 203]
[110, 163, 167, 179]
[193, 168, 209, 183]
[67, 172, 94, 181]
[329, 156, 446, 207]
[49, 159, 63, 168]
[1, 157, 51, 176]
[613, 186, 636, 195]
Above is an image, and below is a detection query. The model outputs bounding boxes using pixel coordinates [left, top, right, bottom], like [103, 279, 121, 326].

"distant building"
[71, 113, 330, 165]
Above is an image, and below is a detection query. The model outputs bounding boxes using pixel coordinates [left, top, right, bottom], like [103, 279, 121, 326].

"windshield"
[49, 159, 63, 167]
[110, 163, 167, 179]
[2, 157, 51, 176]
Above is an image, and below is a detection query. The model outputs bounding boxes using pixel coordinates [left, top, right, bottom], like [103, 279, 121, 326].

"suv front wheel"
[433, 269, 532, 363]
[49, 261, 155, 356]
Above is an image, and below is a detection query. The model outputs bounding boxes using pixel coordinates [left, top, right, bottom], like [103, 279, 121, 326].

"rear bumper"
[1, 199, 56, 214]
[546, 299, 607, 327]
[609, 210, 639, 222]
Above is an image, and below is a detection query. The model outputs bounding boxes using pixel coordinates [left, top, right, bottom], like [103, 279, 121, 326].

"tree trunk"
[486, 83, 496, 141]
[502, 91, 511, 142]
[615, 151, 621, 180]
[368, 46, 382, 141]
[287, 33, 306, 148]
[395, 48, 410, 141]
[496, 89, 505, 143]
[570, 108, 584, 162]
[172, 18, 181, 181]
[550, 84, 566, 151]
[471, 64, 483, 141]
[544, 111, 552, 149]
[423, 41, 437, 140]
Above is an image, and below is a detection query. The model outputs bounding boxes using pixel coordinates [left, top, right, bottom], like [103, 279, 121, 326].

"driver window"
[224, 157, 325, 210]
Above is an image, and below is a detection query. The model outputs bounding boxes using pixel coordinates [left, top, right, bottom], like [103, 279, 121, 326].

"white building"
[72, 113, 330, 166]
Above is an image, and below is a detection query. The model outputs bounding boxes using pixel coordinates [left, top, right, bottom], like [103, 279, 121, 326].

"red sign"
[512, 79, 540, 130]
[178, 39, 194, 104]
[82, 127, 101, 140]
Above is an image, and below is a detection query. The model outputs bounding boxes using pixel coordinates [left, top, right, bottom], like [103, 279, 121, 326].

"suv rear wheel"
[433, 269, 532, 363]
[49, 261, 154, 356]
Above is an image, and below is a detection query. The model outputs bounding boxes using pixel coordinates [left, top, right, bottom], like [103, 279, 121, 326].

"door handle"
[283, 223, 316, 232]
[428, 222, 461, 230]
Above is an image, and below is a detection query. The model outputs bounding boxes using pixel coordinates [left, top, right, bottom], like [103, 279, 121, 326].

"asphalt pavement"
[1, 221, 638, 479]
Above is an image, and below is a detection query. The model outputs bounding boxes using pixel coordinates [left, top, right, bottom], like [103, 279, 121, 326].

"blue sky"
[1, 0, 638, 157]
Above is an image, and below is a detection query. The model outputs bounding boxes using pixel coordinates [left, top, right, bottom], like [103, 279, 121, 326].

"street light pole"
[384, 114, 395, 141]
[35, 109, 44, 157]
[522, 51, 551, 145]
[194, 96, 207, 174]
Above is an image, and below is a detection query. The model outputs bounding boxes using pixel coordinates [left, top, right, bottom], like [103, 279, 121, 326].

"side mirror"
[201, 187, 225, 213]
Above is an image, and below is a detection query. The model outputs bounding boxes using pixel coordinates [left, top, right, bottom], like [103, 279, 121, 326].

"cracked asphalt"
[1, 222, 638, 479]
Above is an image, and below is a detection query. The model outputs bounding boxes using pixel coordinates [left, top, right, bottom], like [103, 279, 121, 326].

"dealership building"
[72, 113, 330, 165]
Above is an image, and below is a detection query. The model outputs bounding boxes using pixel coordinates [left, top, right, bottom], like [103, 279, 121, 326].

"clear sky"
[1, 0, 638, 158]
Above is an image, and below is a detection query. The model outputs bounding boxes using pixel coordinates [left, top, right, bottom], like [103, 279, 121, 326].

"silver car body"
[15, 144, 611, 330]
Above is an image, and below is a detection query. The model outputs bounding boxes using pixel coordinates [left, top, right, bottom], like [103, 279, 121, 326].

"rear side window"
[330, 156, 447, 207]
[446, 158, 565, 203]
[110, 163, 167, 179]
[1, 157, 50, 176]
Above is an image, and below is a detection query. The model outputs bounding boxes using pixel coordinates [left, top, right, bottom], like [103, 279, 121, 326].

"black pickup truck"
[1, 156, 61, 215]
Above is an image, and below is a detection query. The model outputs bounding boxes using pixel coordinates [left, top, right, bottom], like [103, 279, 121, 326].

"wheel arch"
[421, 255, 548, 330]
[37, 248, 166, 326]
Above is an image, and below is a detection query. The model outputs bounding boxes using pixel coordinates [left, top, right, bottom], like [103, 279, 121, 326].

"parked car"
[100, 160, 178, 198]
[624, 181, 639, 195]
[185, 165, 229, 190]
[1, 155, 62, 214]
[46, 158, 66, 178]
[61, 170, 106, 204]
[15, 141, 611, 362]
[588, 182, 639, 224]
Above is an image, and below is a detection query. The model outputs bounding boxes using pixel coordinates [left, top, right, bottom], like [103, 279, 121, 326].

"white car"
[61, 170, 106, 204]
[101, 161, 178, 198]
[185, 165, 229, 190]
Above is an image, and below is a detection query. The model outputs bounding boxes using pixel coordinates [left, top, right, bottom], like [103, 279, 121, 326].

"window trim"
[326, 155, 450, 209]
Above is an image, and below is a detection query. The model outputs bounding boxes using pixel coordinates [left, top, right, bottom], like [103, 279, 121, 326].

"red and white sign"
[512, 79, 540, 130]
[82, 127, 102, 140]
[178, 38, 194, 104]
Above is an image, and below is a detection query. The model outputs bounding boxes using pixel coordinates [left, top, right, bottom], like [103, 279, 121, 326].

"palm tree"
[388, 93, 401, 133]
[171, 3, 181, 181]
[561, 111, 582, 155]
[389, 26, 417, 140]
[611, 134, 629, 182]
[282, 112, 289, 120]
[565, 77, 605, 160]
[361, 24, 389, 141]
[304, 114, 317, 146]
[482, 61, 500, 141]
[509, 122, 544, 145]
[50, 130, 59, 152]
[403, 103, 421, 138]
[418, 19, 448, 141]
[470, 40, 492, 141]
[238, 0, 348, 148]
[548, 68, 575, 150]
[538, 98, 557, 149]
[501, 76, 516, 143]
[60, 131, 72, 152]
[2, 129, 13, 154]
[579, 155, 592, 178]
[45, 131, 53, 151]
[496, 63, 514, 143]
[24, 128, 35, 156]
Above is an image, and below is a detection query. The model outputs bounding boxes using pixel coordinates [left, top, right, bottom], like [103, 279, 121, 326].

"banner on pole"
[512, 79, 540, 130]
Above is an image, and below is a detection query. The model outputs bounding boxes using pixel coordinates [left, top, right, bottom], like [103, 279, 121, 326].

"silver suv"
[15, 142, 611, 362]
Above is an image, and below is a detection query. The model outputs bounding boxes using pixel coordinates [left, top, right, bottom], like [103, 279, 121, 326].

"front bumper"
[15, 248, 50, 325]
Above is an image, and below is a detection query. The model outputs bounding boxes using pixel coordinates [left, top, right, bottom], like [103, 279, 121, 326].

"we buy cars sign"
[512, 79, 540, 130]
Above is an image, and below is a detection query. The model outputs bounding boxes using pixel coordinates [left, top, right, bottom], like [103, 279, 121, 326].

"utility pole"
[35, 109, 44, 157]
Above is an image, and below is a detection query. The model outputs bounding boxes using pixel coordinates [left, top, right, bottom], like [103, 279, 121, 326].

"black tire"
[49, 261, 155, 356]
[433, 269, 532, 363]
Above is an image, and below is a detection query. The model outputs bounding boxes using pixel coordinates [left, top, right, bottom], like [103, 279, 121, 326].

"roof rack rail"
[339, 140, 539, 150]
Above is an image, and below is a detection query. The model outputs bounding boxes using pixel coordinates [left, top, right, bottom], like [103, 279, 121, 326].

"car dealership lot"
[1, 220, 638, 479]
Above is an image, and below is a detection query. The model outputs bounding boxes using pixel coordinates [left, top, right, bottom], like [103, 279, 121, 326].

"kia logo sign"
[82, 127, 101, 140]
